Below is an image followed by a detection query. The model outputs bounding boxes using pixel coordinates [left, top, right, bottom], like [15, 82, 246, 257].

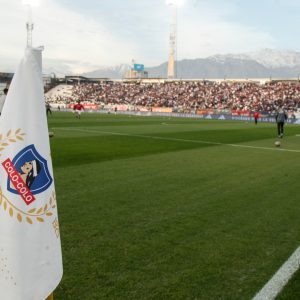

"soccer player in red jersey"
[253, 111, 260, 125]
[73, 101, 85, 119]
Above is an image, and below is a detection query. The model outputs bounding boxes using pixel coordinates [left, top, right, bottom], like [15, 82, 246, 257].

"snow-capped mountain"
[211, 49, 300, 68]
[82, 64, 130, 79]
[79, 49, 300, 79]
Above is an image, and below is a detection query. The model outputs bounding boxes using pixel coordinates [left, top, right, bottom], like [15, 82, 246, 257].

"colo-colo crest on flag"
[3, 144, 53, 205]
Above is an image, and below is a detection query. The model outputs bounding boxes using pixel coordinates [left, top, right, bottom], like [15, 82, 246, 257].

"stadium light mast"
[22, 0, 39, 47]
[166, 0, 184, 79]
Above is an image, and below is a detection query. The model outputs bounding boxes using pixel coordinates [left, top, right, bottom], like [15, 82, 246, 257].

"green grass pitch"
[48, 112, 300, 299]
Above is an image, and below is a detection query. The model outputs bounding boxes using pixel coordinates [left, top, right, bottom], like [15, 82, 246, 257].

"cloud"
[0, 0, 278, 74]
[177, 1, 277, 59]
[36, 0, 142, 73]
[0, 0, 139, 73]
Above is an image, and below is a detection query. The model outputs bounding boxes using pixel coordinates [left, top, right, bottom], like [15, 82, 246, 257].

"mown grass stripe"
[52, 127, 300, 154]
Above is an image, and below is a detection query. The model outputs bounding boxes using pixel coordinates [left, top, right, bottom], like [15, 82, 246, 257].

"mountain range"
[82, 49, 300, 80]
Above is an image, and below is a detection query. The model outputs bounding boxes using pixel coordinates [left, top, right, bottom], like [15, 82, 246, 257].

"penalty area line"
[52, 127, 300, 154]
[252, 246, 300, 300]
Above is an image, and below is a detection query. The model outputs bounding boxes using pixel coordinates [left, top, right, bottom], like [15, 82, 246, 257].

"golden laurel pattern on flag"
[0, 129, 26, 157]
[0, 188, 58, 225]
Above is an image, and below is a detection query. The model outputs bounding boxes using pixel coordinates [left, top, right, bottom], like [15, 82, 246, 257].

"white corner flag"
[0, 47, 63, 299]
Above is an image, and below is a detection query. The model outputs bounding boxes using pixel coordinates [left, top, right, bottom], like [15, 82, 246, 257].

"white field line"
[252, 246, 300, 300]
[52, 127, 300, 154]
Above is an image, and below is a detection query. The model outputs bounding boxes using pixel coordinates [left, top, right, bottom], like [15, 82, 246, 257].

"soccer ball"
[275, 141, 281, 147]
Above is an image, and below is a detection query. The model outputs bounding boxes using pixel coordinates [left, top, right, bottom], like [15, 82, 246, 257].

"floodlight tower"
[166, 0, 178, 79]
[26, 7, 34, 47]
[22, 0, 39, 47]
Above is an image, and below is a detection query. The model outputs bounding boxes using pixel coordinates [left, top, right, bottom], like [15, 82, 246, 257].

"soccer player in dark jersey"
[275, 107, 288, 138]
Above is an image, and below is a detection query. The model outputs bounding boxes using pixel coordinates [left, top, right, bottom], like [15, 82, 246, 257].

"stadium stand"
[45, 80, 300, 115]
[45, 84, 73, 108]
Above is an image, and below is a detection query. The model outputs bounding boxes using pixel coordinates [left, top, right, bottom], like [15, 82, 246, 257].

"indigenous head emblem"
[2, 144, 53, 205]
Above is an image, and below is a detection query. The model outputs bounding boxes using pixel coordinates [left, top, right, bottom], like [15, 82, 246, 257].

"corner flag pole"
[22, 0, 34, 47]
[23, 3, 61, 300]
[25, 7, 50, 300]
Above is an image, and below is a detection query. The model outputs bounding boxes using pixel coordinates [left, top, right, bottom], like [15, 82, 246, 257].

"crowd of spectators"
[46, 81, 300, 113]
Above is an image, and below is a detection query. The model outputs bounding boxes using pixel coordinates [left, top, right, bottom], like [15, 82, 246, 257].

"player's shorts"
[75, 109, 82, 115]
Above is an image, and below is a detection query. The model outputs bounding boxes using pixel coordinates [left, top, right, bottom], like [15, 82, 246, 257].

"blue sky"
[0, 0, 300, 73]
